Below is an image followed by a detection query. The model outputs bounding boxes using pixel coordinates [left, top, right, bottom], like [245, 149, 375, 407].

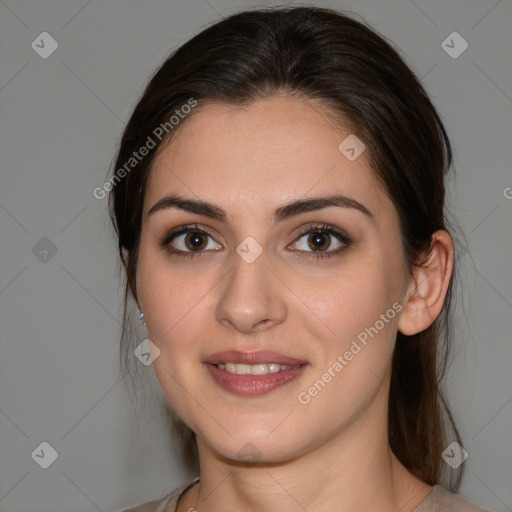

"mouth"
[215, 362, 303, 374]
[203, 350, 309, 396]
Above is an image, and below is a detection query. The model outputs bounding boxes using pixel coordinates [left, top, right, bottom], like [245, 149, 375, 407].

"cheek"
[137, 245, 214, 338]
[293, 272, 400, 427]
[136, 249, 213, 405]
[292, 255, 398, 341]
[140, 262, 213, 428]
[290, 254, 403, 411]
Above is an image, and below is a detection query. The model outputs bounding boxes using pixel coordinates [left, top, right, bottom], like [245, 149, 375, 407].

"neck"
[178, 387, 432, 512]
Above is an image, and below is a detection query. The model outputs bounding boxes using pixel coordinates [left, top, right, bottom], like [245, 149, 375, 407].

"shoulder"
[117, 477, 200, 512]
[414, 484, 489, 512]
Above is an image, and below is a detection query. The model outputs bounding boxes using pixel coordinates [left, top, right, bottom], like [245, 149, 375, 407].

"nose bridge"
[215, 242, 286, 332]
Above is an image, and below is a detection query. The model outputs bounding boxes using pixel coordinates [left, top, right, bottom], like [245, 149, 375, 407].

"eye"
[161, 224, 221, 258]
[160, 223, 351, 260]
[289, 224, 351, 259]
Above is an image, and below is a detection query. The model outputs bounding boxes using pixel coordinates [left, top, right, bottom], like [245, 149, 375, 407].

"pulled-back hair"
[108, 5, 465, 490]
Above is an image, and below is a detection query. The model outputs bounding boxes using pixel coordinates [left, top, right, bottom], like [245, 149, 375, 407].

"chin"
[196, 423, 314, 465]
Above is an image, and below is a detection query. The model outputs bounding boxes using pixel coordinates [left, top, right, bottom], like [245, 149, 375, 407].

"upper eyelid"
[168, 224, 219, 241]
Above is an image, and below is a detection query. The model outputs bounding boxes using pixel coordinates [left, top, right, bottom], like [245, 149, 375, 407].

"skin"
[134, 95, 454, 512]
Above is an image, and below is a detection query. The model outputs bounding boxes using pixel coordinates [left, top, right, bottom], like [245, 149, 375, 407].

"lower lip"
[204, 363, 308, 396]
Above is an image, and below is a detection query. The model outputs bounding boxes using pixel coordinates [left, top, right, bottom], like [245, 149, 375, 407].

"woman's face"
[136, 96, 411, 463]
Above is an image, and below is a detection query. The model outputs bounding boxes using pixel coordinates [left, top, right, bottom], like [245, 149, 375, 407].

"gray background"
[1, 0, 511, 511]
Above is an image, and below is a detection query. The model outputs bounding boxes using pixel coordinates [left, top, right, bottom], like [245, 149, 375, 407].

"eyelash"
[160, 223, 351, 260]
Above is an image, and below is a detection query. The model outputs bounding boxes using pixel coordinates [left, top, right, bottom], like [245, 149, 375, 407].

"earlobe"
[397, 230, 454, 336]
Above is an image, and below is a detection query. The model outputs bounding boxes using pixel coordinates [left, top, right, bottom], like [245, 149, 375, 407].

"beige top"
[119, 477, 489, 512]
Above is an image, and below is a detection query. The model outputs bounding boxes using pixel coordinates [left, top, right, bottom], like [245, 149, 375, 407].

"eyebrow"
[147, 193, 374, 224]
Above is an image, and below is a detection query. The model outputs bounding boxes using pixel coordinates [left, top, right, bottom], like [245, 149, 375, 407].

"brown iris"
[308, 231, 330, 251]
[185, 231, 208, 251]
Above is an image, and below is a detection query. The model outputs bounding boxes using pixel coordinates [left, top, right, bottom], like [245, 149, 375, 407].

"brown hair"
[108, 5, 465, 489]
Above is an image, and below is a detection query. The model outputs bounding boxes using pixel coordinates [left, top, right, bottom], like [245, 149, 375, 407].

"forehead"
[144, 96, 391, 223]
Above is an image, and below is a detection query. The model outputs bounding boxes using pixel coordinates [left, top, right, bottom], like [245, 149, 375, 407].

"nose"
[215, 248, 287, 334]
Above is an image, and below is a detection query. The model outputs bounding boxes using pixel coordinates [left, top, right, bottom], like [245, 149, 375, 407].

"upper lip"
[204, 350, 307, 366]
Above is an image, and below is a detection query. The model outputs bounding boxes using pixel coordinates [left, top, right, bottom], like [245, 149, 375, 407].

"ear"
[397, 230, 454, 336]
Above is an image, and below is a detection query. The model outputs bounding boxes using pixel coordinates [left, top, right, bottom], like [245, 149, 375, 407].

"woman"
[109, 6, 488, 512]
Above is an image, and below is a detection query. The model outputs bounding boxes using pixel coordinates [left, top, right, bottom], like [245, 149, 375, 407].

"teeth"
[268, 363, 280, 373]
[216, 363, 301, 375]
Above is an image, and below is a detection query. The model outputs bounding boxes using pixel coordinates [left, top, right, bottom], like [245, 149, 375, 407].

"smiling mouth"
[205, 362, 309, 396]
[214, 362, 303, 375]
